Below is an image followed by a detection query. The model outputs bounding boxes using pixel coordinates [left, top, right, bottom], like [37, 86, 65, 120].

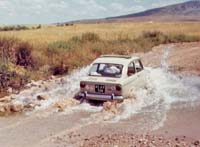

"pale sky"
[0, 0, 190, 24]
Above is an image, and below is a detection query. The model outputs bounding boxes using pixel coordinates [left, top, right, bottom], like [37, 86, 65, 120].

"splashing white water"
[10, 66, 90, 113]
[69, 46, 200, 130]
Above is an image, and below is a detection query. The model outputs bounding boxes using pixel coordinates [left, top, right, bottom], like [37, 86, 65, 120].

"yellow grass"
[0, 22, 200, 48]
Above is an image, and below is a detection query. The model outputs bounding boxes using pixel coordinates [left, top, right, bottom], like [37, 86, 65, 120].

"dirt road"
[0, 42, 200, 147]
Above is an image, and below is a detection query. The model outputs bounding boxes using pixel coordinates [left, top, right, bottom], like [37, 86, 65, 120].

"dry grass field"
[0, 22, 200, 96]
[0, 22, 200, 46]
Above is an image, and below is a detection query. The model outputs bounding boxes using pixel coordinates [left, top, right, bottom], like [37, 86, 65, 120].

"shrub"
[36, 24, 41, 29]
[81, 32, 100, 42]
[15, 25, 29, 31]
[0, 62, 19, 93]
[46, 41, 71, 66]
[56, 23, 65, 27]
[49, 62, 68, 75]
[15, 42, 34, 68]
[167, 33, 200, 43]
[141, 31, 168, 45]
[0, 37, 19, 64]
[0, 37, 35, 68]
[142, 31, 162, 38]
[69, 36, 82, 43]
[0, 25, 29, 31]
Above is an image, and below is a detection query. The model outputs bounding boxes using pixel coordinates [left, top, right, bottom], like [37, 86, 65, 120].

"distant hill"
[107, 0, 200, 22]
[67, 0, 200, 24]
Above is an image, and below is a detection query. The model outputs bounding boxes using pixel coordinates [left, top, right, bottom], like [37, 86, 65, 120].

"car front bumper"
[79, 92, 123, 101]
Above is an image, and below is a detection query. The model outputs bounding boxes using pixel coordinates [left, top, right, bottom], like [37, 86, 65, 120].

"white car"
[79, 55, 147, 102]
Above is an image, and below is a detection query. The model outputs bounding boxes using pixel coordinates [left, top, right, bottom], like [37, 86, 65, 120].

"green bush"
[81, 32, 100, 42]
[0, 25, 29, 31]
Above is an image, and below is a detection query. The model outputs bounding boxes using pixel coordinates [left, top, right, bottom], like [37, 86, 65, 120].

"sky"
[0, 0, 190, 24]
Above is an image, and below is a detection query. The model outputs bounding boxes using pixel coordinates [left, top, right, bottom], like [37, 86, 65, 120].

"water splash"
[70, 46, 200, 131]
[160, 46, 171, 70]
[10, 66, 90, 112]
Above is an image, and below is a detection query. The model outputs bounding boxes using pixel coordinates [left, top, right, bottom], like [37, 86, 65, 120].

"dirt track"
[0, 42, 200, 147]
[137, 42, 200, 76]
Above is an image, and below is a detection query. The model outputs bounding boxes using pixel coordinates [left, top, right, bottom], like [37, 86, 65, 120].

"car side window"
[89, 64, 98, 75]
[134, 60, 143, 72]
[127, 62, 136, 76]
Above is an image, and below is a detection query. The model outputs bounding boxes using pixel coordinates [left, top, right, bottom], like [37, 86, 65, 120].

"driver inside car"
[103, 64, 120, 74]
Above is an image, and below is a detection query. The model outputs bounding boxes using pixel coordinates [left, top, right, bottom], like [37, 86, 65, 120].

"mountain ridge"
[65, 1, 200, 24]
[106, 0, 200, 22]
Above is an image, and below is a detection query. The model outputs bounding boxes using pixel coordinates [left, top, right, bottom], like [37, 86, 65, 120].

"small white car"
[79, 55, 147, 102]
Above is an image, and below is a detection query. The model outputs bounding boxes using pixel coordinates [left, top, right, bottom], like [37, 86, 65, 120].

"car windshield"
[89, 63, 123, 78]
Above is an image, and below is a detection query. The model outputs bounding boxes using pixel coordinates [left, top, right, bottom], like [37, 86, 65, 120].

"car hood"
[81, 76, 123, 84]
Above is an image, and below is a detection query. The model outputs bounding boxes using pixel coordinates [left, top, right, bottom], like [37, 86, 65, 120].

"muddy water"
[0, 45, 200, 147]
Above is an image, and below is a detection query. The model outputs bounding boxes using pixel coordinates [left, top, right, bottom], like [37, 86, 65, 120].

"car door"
[122, 61, 138, 98]
[123, 59, 145, 98]
[133, 59, 146, 89]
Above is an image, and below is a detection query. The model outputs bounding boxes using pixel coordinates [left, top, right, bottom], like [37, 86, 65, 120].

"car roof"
[92, 55, 140, 66]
